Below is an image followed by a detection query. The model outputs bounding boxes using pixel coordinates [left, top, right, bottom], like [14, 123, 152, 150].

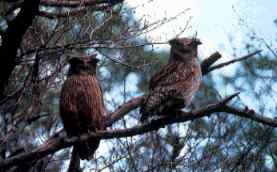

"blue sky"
[126, 0, 276, 58]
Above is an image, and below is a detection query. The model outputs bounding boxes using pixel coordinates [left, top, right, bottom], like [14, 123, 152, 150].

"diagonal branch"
[1, 92, 277, 170]
[105, 96, 145, 127]
[206, 50, 262, 74]
[224, 105, 277, 127]
[0, 93, 238, 170]
[201, 52, 222, 75]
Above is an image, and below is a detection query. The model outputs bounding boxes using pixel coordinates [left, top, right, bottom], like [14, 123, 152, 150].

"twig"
[206, 50, 262, 73]
[99, 52, 142, 70]
[224, 105, 277, 127]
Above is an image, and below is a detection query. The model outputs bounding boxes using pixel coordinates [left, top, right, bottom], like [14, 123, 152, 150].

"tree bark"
[0, 0, 40, 100]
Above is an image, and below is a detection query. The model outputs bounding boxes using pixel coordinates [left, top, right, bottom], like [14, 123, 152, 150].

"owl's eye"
[88, 59, 100, 64]
[180, 48, 190, 53]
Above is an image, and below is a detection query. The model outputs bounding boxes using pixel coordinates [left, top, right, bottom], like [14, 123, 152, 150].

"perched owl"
[140, 37, 202, 121]
[59, 54, 106, 160]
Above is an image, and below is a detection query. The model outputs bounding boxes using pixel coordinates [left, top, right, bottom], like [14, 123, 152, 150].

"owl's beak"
[168, 38, 176, 45]
[196, 40, 202, 45]
[90, 57, 100, 64]
[193, 38, 202, 45]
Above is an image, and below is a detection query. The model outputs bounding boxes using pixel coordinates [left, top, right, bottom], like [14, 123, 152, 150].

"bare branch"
[2, 92, 277, 170]
[39, 8, 88, 19]
[40, 0, 108, 8]
[201, 52, 222, 75]
[105, 96, 145, 127]
[206, 50, 262, 73]
[0, 93, 236, 170]
[224, 105, 277, 127]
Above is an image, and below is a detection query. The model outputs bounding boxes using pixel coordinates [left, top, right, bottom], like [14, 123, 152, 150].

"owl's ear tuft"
[169, 38, 178, 46]
[89, 58, 100, 64]
[88, 54, 100, 64]
[191, 38, 202, 46]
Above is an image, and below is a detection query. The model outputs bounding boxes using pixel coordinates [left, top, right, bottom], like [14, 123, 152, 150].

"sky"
[125, 0, 277, 60]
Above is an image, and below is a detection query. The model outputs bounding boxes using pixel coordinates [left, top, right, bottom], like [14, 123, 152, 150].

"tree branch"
[0, 93, 238, 170]
[206, 50, 262, 73]
[40, 0, 109, 8]
[1, 92, 277, 169]
[201, 52, 222, 75]
[105, 96, 145, 127]
[224, 105, 277, 127]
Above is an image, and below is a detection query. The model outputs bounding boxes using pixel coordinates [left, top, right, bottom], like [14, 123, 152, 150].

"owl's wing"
[150, 62, 201, 90]
[149, 63, 177, 89]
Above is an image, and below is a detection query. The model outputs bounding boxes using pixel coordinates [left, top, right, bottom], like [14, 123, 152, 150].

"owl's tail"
[140, 93, 185, 122]
[74, 138, 100, 160]
[140, 94, 158, 122]
[139, 106, 149, 122]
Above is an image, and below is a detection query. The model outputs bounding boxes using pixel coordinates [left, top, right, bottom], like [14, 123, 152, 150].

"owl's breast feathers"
[60, 75, 106, 133]
[141, 59, 201, 120]
[60, 74, 106, 160]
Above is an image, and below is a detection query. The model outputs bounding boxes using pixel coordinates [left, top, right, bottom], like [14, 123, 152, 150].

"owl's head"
[169, 37, 201, 62]
[67, 54, 100, 76]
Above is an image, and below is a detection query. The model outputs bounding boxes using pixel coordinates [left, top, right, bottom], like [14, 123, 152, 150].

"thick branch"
[40, 0, 124, 8]
[2, 93, 277, 169]
[201, 52, 222, 75]
[0, 93, 238, 169]
[105, 96, 145, 127]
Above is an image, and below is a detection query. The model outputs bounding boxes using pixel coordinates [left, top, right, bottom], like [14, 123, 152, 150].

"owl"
[59, 54, 106, 160]
[140, 37, 202, 121]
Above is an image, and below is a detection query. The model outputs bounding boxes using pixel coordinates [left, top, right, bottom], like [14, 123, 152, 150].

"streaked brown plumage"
[140, 37, 202, 121]
[59, 55, 106, 160]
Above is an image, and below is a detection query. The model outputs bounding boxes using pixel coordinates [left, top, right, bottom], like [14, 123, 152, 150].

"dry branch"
[206, 50, 262, 73]
[40, 0, 107, 8]
[201, 52, 222, 75]
[1, 92, 277, 170]
[224, 105, 277, 127]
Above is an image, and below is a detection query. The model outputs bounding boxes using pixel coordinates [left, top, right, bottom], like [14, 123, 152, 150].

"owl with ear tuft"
[59, 54, 106, 160]
[140, 37, 202, 121]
